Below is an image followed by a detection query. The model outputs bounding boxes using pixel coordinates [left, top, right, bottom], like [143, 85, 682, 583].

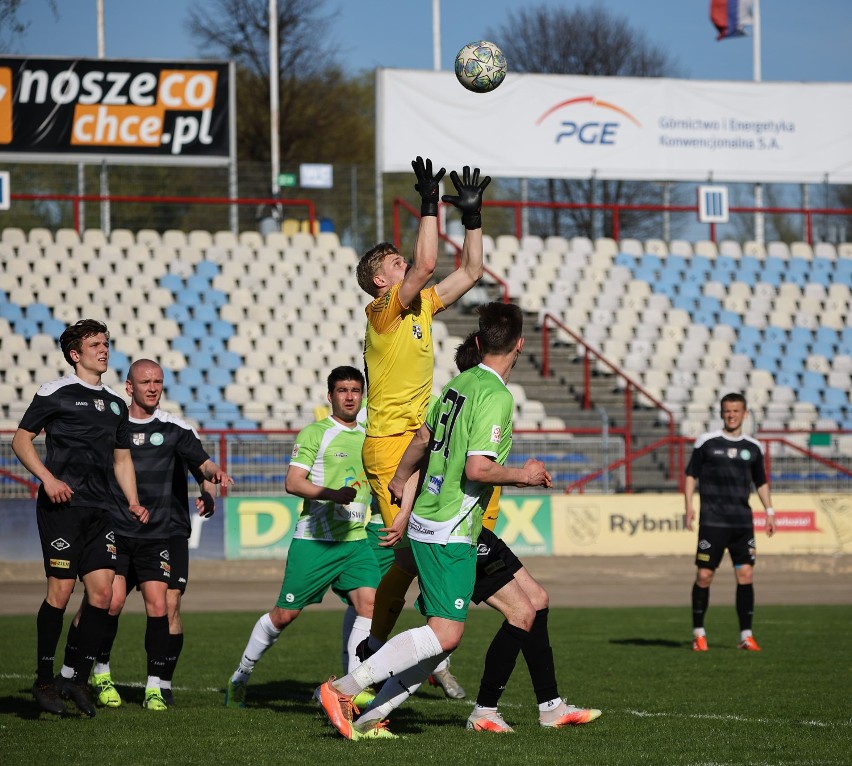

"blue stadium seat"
[738, 326, 763, 345]
[836, 259, 852, 282]
[192, 304, 218, 323]
[167, 383, 194, 406]
[764, 326, 788, 345]
[206, 367, 233, 387]
[798, 387, 823, 406]
[194, 261, 220, 279]
[786, 259, 809, 280]
[13, 318, 41, 339]
[775, 370, 799, 389]
[671, 294, 698, 313]
[184, 402, 211, 420]
[216, 351, 243, 371]
[41, 318, 66, 337]
[212, 401, 240, 420]
[185, 274, 211, 292]
[717, 310, 742, 328]
[633, 265, 659, 283]
[753, 354, 780, 372]
[614, 252, 635, 268]
[159, 273, 184, 292]
[823, 388, 848, 408]
[733, 339, 757, 356]
[714, 254, 738, 273]
[815, 327, 839, 349]
[197, 337, 226, 355]
[801, 371, 825, 390]
[0, 303, 23, 322]
[209, 319, 234, 338]
[692, 309, 717, 326]
[639, 254, 663, 272]
[182, 320, 208, 340]
[762, 256, 786, 275]
[203, 419, 229, 430]
[230, 418, 259, 430]
[195, 383, 222, 405]
[176, 288, 202, 306]
[164, 304, 191, 322]
[25, 303, 53, 321]
[176, 368, 204, 387]
[109, 350, 130, 378]
[202, 289, 228, 308]
[665, 254, 688, 274]
[171, 336, 197, 356]
[789, 327, 814, 349]
[690, 255, 713, 273]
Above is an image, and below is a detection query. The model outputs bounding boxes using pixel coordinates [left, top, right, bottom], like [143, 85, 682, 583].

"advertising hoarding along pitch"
[378, 69, 852, 184]
[0, 56, 231, 165]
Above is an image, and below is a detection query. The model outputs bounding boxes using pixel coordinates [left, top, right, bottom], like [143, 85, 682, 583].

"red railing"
[564, 434, 852, 494]
[539, 312, 677, 487]
[10, 192, 318, 234]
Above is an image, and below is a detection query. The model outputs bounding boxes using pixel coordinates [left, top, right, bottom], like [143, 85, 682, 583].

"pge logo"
[536, 95, 641, 145]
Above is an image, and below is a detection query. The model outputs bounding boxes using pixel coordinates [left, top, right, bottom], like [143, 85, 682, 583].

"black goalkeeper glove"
[441, 166, 491, 230]
[412, 155, 446, 217]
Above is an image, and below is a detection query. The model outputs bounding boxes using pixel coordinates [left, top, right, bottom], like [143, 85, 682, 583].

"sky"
[8, 0, 852, 84]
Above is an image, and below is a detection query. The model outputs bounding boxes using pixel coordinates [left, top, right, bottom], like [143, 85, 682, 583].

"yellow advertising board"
[550, 493, 852, 556]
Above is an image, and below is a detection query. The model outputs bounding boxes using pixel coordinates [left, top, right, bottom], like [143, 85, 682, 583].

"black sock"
[736, 584, 754, 631]
[692, 584, 710, 629]
[145, 616, 170, 679]
[62, 621, 80, 671]
[97, 613, 120, 665]
[476, 620, 528, 708]
[73, 602, 110, 683]
[36, 600, 65, 683]
[161, 633, 184, 682]
[521, 608, 559, 705]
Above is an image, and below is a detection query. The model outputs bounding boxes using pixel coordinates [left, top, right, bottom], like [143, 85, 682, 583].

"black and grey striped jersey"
[18, 374, 130, 511]
[686, 430, 767, 528]
[109, 409, 209, 538]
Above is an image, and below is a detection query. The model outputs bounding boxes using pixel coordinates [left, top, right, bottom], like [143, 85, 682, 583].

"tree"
[0, 0, 57, 52]
[487, 4, 684, 240]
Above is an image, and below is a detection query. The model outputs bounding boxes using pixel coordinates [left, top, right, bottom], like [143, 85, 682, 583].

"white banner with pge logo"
[377, 69, 852, 184]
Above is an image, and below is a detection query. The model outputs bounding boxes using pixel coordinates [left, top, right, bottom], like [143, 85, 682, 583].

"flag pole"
[752, 0, 764, 244]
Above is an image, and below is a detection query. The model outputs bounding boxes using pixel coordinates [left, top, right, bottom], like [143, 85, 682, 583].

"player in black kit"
[61, 358, 231, 710]
[684, 392, 776, 652]
[12, 320, 149, 717]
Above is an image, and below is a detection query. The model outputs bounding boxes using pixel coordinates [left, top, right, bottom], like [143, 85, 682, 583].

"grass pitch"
[1, 605, 850, 765]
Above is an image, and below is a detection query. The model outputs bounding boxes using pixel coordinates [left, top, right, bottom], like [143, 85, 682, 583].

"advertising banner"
[0, 56, 231, 164]
[224, 496, 302, 560]
[378, 69, 852, 184]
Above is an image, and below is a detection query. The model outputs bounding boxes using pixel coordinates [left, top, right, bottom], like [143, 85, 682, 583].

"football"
[454, 40, 507, 93]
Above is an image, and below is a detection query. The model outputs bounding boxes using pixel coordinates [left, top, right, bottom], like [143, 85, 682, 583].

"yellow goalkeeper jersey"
[363, 282, 444, 437]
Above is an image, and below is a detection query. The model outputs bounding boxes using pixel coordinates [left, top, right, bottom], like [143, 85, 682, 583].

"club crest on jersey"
[150, 432, 164, 446]
[110, 402, 121, 415]
[133, 432, 146, 446]
[94, 399, 105, 411]
[727, 448, 737, 459]
[740, 449, 751, 460]
[491, 425, 502, 443]
[291, 444, 300, 459]
[412, 323, 423, 340]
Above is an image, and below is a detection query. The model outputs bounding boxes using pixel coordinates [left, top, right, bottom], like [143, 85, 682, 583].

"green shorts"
[276, 538, 380, 610]
[365, 521, 396, 578]
[410, 538, 476, 622]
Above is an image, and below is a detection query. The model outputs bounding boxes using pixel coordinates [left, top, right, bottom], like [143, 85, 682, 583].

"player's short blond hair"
[357, 242, 399, 297]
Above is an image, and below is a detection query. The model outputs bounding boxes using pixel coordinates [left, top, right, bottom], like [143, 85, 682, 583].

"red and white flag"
[710, 0, 754, 40]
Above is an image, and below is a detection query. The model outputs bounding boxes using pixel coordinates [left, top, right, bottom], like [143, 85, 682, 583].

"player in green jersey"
[225, 367, 379, 708]
[316, 303, 552, 740]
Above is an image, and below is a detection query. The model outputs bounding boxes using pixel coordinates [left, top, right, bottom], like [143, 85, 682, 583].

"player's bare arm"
[11, 428, 74, 503]
[756, 483, 776, 538]
[113, 447, 150, 524]
[284, 465, 357, 506]
[684, 475, 698, 531]
[435, 165, 490, 306]
[466, 454, 552, 489]
[199, 458, 234, 489]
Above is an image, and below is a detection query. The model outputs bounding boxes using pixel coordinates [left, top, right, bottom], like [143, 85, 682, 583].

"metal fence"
[2, 431, 849, 500]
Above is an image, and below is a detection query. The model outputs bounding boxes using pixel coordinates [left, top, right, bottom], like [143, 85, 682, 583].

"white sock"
[740, 629, 753, 641]
[146, 676, 160, 690]
[693, 628, 706, 638]
[539, 697, 562, 713]
[161, 679, 172, 691]
[341, 605, 357, 674]
[357, 654, 445, 728]
[347, 616, 372, 674]
[60, 665, 75, 679]
[337, 625, 443, 696]
[231, 613, 282, 684]
[93, 662, 110, 676]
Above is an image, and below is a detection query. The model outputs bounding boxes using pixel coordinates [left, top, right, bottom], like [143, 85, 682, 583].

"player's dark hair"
[59, 319, 109, 368]
[455, 332, 481, 372]
[327, 365, 365, 393]
[720, 391, 747, 411]
[357, 242, 399, 297]
[477, 302, 523, 355]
